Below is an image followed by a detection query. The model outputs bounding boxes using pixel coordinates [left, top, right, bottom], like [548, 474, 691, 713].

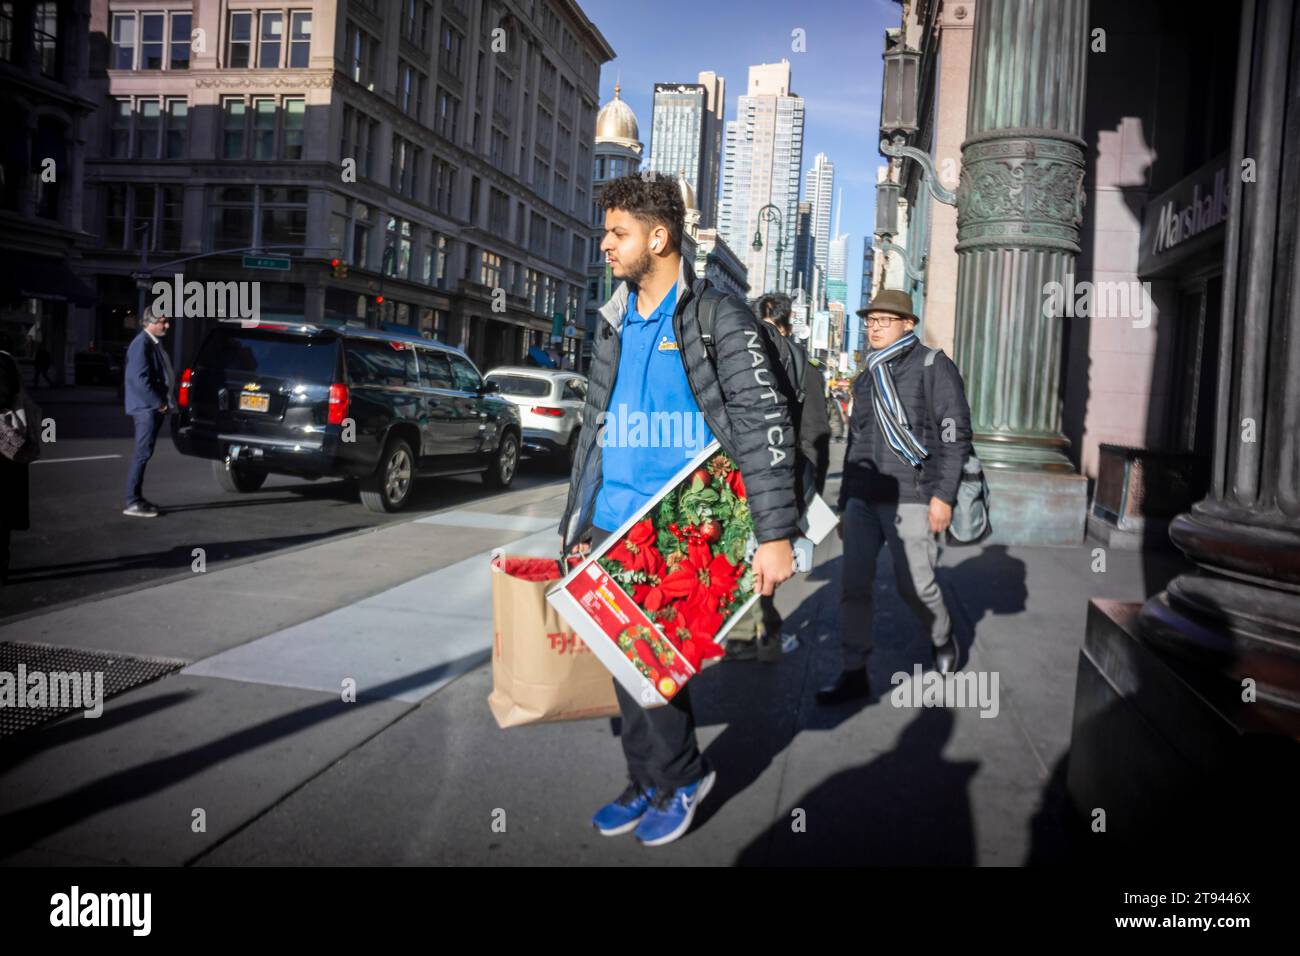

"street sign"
[242, 255, 291, 271]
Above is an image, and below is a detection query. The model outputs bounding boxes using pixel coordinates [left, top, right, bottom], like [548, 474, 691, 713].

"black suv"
[172, 322, 521, 512]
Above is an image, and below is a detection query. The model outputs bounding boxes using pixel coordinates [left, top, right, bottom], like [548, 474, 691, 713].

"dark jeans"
[126, 411, 165, 506]
[590, 524, 709, 793]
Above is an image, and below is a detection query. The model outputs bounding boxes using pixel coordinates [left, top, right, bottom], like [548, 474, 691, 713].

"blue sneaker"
[592, 781, 656, 836]
[633, 770, 717, 847]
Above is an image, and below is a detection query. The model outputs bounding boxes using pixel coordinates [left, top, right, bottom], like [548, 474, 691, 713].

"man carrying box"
[559, 172, 800, 847]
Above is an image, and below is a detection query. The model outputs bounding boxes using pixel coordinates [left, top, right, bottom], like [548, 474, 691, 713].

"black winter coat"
[560, 258, 800, 550]
[838, 339, 973, 508]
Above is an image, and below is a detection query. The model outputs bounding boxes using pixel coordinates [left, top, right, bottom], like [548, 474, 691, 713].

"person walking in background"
[122, 307, 174, 518]
[827, 383, 848, 442]
[0, 351, 42, 584]
[560, 173, 799, 846]
[817, 290, 972, 705]
[32, 343, 54, 388]
[727, 292, 830, 663]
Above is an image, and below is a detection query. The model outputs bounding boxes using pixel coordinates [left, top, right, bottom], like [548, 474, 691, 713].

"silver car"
[483, 366, 587, 469]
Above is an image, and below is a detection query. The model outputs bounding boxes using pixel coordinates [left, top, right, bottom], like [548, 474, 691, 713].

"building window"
[349, 202, 370, 268]
[494, 69, 513, 115]
[133, 185, 154, 249]
[488, 187, 509, 235]
[227, 11, 252, 68]
[435, 88, 459, 140]
[480, 251, 502, 288]
[33, 1, 58, 77]
[289, 11, 311, 67]
[170, 12, 191, 69]
[283, 98, 305, 158]
[109, 9, 190, 73]
[104, 184, 127, 248]
[140, 11, 164, 69]
[165, 99, 188, 158]
[402, 0, 431, 45]
[399, 61, 426, 118]
[440, 20, 463, 77]
[468, 175, 480, 225]
[391, 136, 419, 198]
[490, 126, 508, 168]
[211, 185, 254, 248]
[430, 156, 456, 214]
[260, 186, 308, 251]
[433, 235, 448, 287]
[111, 13, 136, 69]
[110, 98, 132, 157]
[345, 21, 377, 87]
[159, 185, 184, 249]
[135, 99, 161, 159]
[385, 216, 413, 278]
[222, 98, 246, 158]
[258, 11, 282, 68]
[252, 98, 276, 159]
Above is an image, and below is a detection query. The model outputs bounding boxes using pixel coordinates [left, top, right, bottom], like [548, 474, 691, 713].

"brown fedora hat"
[857, 289, 918, 324]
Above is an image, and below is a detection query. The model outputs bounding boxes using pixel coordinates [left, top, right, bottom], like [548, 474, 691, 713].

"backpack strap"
[785, 337, 809, 405]
[693, 280, 725, 367]
[921, 346, 940, 422]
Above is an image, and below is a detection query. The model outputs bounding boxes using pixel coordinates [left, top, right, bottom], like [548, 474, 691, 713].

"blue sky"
[580, 0, 899, 309]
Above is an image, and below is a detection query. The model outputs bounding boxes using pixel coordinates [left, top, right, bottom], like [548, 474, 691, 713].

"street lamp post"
[751, 203, 785, 293]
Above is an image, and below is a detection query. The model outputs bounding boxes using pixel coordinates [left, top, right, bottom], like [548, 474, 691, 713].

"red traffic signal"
[329, 257, 348, 279]
[375, 294, 384, 304]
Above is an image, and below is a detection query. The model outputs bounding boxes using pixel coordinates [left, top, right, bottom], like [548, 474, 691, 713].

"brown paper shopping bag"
[487, 554, 620, 729]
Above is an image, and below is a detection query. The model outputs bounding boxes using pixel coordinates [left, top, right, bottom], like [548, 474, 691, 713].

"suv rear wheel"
[360, 436, 415, 512]
[484, 431, 519, 489]
[213, 458, 268, 493]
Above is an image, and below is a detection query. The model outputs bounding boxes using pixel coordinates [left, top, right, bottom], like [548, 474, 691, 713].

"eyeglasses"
[865, 314, 906, 328]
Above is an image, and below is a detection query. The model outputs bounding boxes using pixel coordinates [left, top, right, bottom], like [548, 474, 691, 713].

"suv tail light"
[530, 406, 565, 417]
[328, 383, 349, 425]
[178, 367, 192, 408]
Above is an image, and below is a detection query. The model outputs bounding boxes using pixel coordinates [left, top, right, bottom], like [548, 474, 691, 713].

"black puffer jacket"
[838, 339, 973, 508]
[561, 258, 799, 550]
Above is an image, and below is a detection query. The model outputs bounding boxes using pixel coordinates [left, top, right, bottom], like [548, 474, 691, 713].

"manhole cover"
[0, 642, 188, 738]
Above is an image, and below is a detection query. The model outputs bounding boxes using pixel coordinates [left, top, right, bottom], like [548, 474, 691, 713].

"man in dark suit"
[123, 307, 174, 517]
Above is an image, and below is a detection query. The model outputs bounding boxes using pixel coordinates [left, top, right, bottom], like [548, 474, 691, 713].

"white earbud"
[651, 238, 660, 251]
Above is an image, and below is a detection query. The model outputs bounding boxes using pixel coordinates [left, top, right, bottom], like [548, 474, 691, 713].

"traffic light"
[330, 257, 348, 279]
[375, 294, 384, 304]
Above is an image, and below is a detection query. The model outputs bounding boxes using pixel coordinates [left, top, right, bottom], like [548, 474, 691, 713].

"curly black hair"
[600, 172, 684, 253]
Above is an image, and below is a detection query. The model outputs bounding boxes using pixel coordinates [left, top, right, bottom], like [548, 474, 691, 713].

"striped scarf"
[867, 332, 929, 468]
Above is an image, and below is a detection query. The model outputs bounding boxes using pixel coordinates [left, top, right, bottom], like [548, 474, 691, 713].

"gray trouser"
[839, 497, 952, 669]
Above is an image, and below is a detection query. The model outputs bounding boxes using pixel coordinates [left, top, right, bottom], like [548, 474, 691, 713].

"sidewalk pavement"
[0, 451, 1190, 865]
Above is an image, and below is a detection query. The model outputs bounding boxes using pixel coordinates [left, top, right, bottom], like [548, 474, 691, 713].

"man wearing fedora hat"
[817, 289, 972, 705]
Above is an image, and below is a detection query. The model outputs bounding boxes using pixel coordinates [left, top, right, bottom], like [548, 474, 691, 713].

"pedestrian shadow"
[3, 528, 367, 588]
[0, 651, 486, 860]
[0, 691, 198, 777]
[936, 544, 1029, 672]
[734, 707, 979, 865]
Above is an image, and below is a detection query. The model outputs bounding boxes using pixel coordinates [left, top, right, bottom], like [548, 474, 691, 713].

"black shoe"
[724, 639, 757, 662]
[933, 638, 958, 675]
[815, 668, 870, 705]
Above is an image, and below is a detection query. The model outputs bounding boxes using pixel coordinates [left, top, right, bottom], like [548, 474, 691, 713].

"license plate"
[239, 393, 269, 413]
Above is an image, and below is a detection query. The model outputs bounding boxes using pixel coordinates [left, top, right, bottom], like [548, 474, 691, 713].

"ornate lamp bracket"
[880, 135, 957, 207]
[879, 236, 926, 283]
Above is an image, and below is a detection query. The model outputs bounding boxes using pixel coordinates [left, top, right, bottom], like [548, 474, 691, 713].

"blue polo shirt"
[593, 285, 714, 531]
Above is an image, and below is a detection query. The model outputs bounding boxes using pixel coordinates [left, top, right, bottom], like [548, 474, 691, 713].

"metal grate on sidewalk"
[0, 641, 188, 738]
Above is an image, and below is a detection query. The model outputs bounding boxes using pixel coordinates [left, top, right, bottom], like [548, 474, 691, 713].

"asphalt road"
[2, 388, 568, 620]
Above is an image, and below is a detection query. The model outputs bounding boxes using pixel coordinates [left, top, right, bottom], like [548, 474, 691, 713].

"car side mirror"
[480, 380, 500, 394]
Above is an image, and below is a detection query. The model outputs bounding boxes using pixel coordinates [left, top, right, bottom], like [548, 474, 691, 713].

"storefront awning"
[0, 253, 96, 307]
